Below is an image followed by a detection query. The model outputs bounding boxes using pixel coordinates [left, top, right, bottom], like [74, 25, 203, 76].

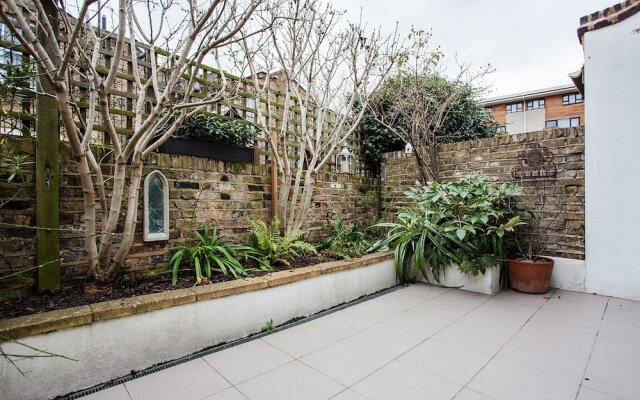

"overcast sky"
[339, 0, 613, 98]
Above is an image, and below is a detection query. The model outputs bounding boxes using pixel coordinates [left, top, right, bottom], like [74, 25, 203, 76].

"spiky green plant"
[170, 225, 268, 286]
[371, 176, 522, 284]
[248, 217, 316, 266]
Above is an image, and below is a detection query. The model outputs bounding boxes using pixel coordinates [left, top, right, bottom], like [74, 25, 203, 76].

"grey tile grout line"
[199, 356, 239, 399]
[296, 284, 458, 400]
[61, 284, 404, 399]
[573, 297, 610, 400]
[123, 383, 133, 400]
[456, 289, 614, 398]
[329, 287, 498, 398]
[452, 289, 557, 399]
[220, 285, 456, 399]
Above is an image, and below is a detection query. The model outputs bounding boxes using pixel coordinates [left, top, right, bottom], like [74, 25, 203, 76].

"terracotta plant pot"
[507, 257, 554, 294]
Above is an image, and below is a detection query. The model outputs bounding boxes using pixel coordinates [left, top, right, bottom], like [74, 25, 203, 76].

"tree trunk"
[97, 158, 128, 268]
[106, 154, 145, 280]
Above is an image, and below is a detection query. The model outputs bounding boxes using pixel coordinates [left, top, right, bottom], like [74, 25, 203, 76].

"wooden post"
[36, 0, 60, 293]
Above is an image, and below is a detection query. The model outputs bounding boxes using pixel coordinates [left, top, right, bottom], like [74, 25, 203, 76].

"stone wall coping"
[0, 251, 393, 341]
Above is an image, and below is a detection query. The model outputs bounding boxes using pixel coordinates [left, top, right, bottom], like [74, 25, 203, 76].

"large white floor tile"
[261, 323, 341, 358]
[468, 359, 578, 400]
[125, 359, 230, 400]
[203, 387, 249, 400]
[552, 290, 609, 306]
[308, 310, 377, 338]
[528, 307, 601, 335]
[330, 389, 369, 400]
[603, 307, 640, 326]
[607, 297, 640, 314]
[458, 299, 538, 330]
[453, 388, 495, 400]
[397, 339, 490, 385]
[515, 319, 597, 355]
[583, 356, 640, 400]
[598, 320, 640, 345]
[496, 333, 591, 384]
[347, 320, 428, 358]
[203, 339, 293, 384]
[236, 361, 344, 400]
[576, 387, 620, 400]
[541, 296, 607, 319]
[371, 290, 428, 310]
[382, 308, 449, 336]
[351, 360, 461, 400]
[300, 340, 391, 386]
[492, 289, 552, 308]
[343, 299, 406, 322]
[590, 336, 640, 371]
[432, 320, 515, 357]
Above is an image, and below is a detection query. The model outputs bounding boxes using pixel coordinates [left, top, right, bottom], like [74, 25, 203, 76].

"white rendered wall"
[0, 260, 395, 400]
[583, 13, 640, 300]
[549, 257, 586, 292]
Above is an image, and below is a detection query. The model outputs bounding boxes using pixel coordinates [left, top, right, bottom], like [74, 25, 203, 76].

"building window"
[505, 102, 523, 113]
[527, 99, 545, 110]
[545, 117, 580, 128]
[562, 93, 583, 105]
[246, 98, 256, 123]
[482, 107, 493, 117]
[496, 126, 507, 134]
[0, 48, 23, 66]
[144, 171, 169, 241]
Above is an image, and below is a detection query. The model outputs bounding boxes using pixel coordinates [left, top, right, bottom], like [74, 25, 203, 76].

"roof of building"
[480, 84, 579, 106]
[577, 0, 640, 43]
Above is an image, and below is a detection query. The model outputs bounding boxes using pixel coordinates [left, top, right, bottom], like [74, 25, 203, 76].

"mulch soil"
[0, 253, 340, 321]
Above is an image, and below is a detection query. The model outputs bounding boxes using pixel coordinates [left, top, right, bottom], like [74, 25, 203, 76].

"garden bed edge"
[0, 251, 393, 341]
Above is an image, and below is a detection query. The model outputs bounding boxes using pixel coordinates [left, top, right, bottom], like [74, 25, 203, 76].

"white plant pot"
[423, 263, 501, 295]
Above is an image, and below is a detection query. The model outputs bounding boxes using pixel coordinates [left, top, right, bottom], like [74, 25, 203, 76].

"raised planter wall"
[424, 264, 501, 295]
[0, 253, 394, 400]
[158, 138, 255, 163]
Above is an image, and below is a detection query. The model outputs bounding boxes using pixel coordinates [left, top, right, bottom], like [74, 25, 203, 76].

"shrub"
[372, 175, 522, 283]
[174, 114, 257, 146]
[248, 217, 316, 266]
[170, 225, 267, 286]
[318, 218, 371, 259]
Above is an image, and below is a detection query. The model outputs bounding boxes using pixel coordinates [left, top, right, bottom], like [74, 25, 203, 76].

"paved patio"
[83, 284, 640, 400]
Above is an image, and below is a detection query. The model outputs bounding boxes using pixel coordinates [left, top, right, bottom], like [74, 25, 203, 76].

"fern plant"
[170, 225, 268, 286]
[248, 217, 316, 266]
[318, 218, 371, 259]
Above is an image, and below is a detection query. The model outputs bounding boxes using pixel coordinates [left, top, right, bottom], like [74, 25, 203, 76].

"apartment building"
[481, 84, 585, 134]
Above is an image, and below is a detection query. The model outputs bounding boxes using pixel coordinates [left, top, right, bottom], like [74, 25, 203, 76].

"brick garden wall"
[0, 137, 380, 295]
[0, 127, 584, 295]
[382, 127, 585, 260]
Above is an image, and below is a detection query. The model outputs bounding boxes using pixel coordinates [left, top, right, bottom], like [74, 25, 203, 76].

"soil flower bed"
[0, 253, 340, 321]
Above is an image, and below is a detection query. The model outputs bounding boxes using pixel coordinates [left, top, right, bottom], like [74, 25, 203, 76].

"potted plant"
[159, 113, 257, 163]
[507, 181, 559, 294]
[371, 175, 522, 294]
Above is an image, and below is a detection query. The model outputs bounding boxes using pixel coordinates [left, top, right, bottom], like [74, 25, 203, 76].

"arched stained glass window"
[144, 171, 169, 241]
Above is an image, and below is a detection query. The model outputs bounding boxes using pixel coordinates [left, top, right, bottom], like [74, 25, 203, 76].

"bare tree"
[0, 0, 268, 281]
[370, 29, 492, 184]
[237, 0, 399, 233]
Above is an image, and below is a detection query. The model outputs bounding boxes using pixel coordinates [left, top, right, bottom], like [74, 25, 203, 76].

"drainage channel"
[60, 284, 403, 399]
